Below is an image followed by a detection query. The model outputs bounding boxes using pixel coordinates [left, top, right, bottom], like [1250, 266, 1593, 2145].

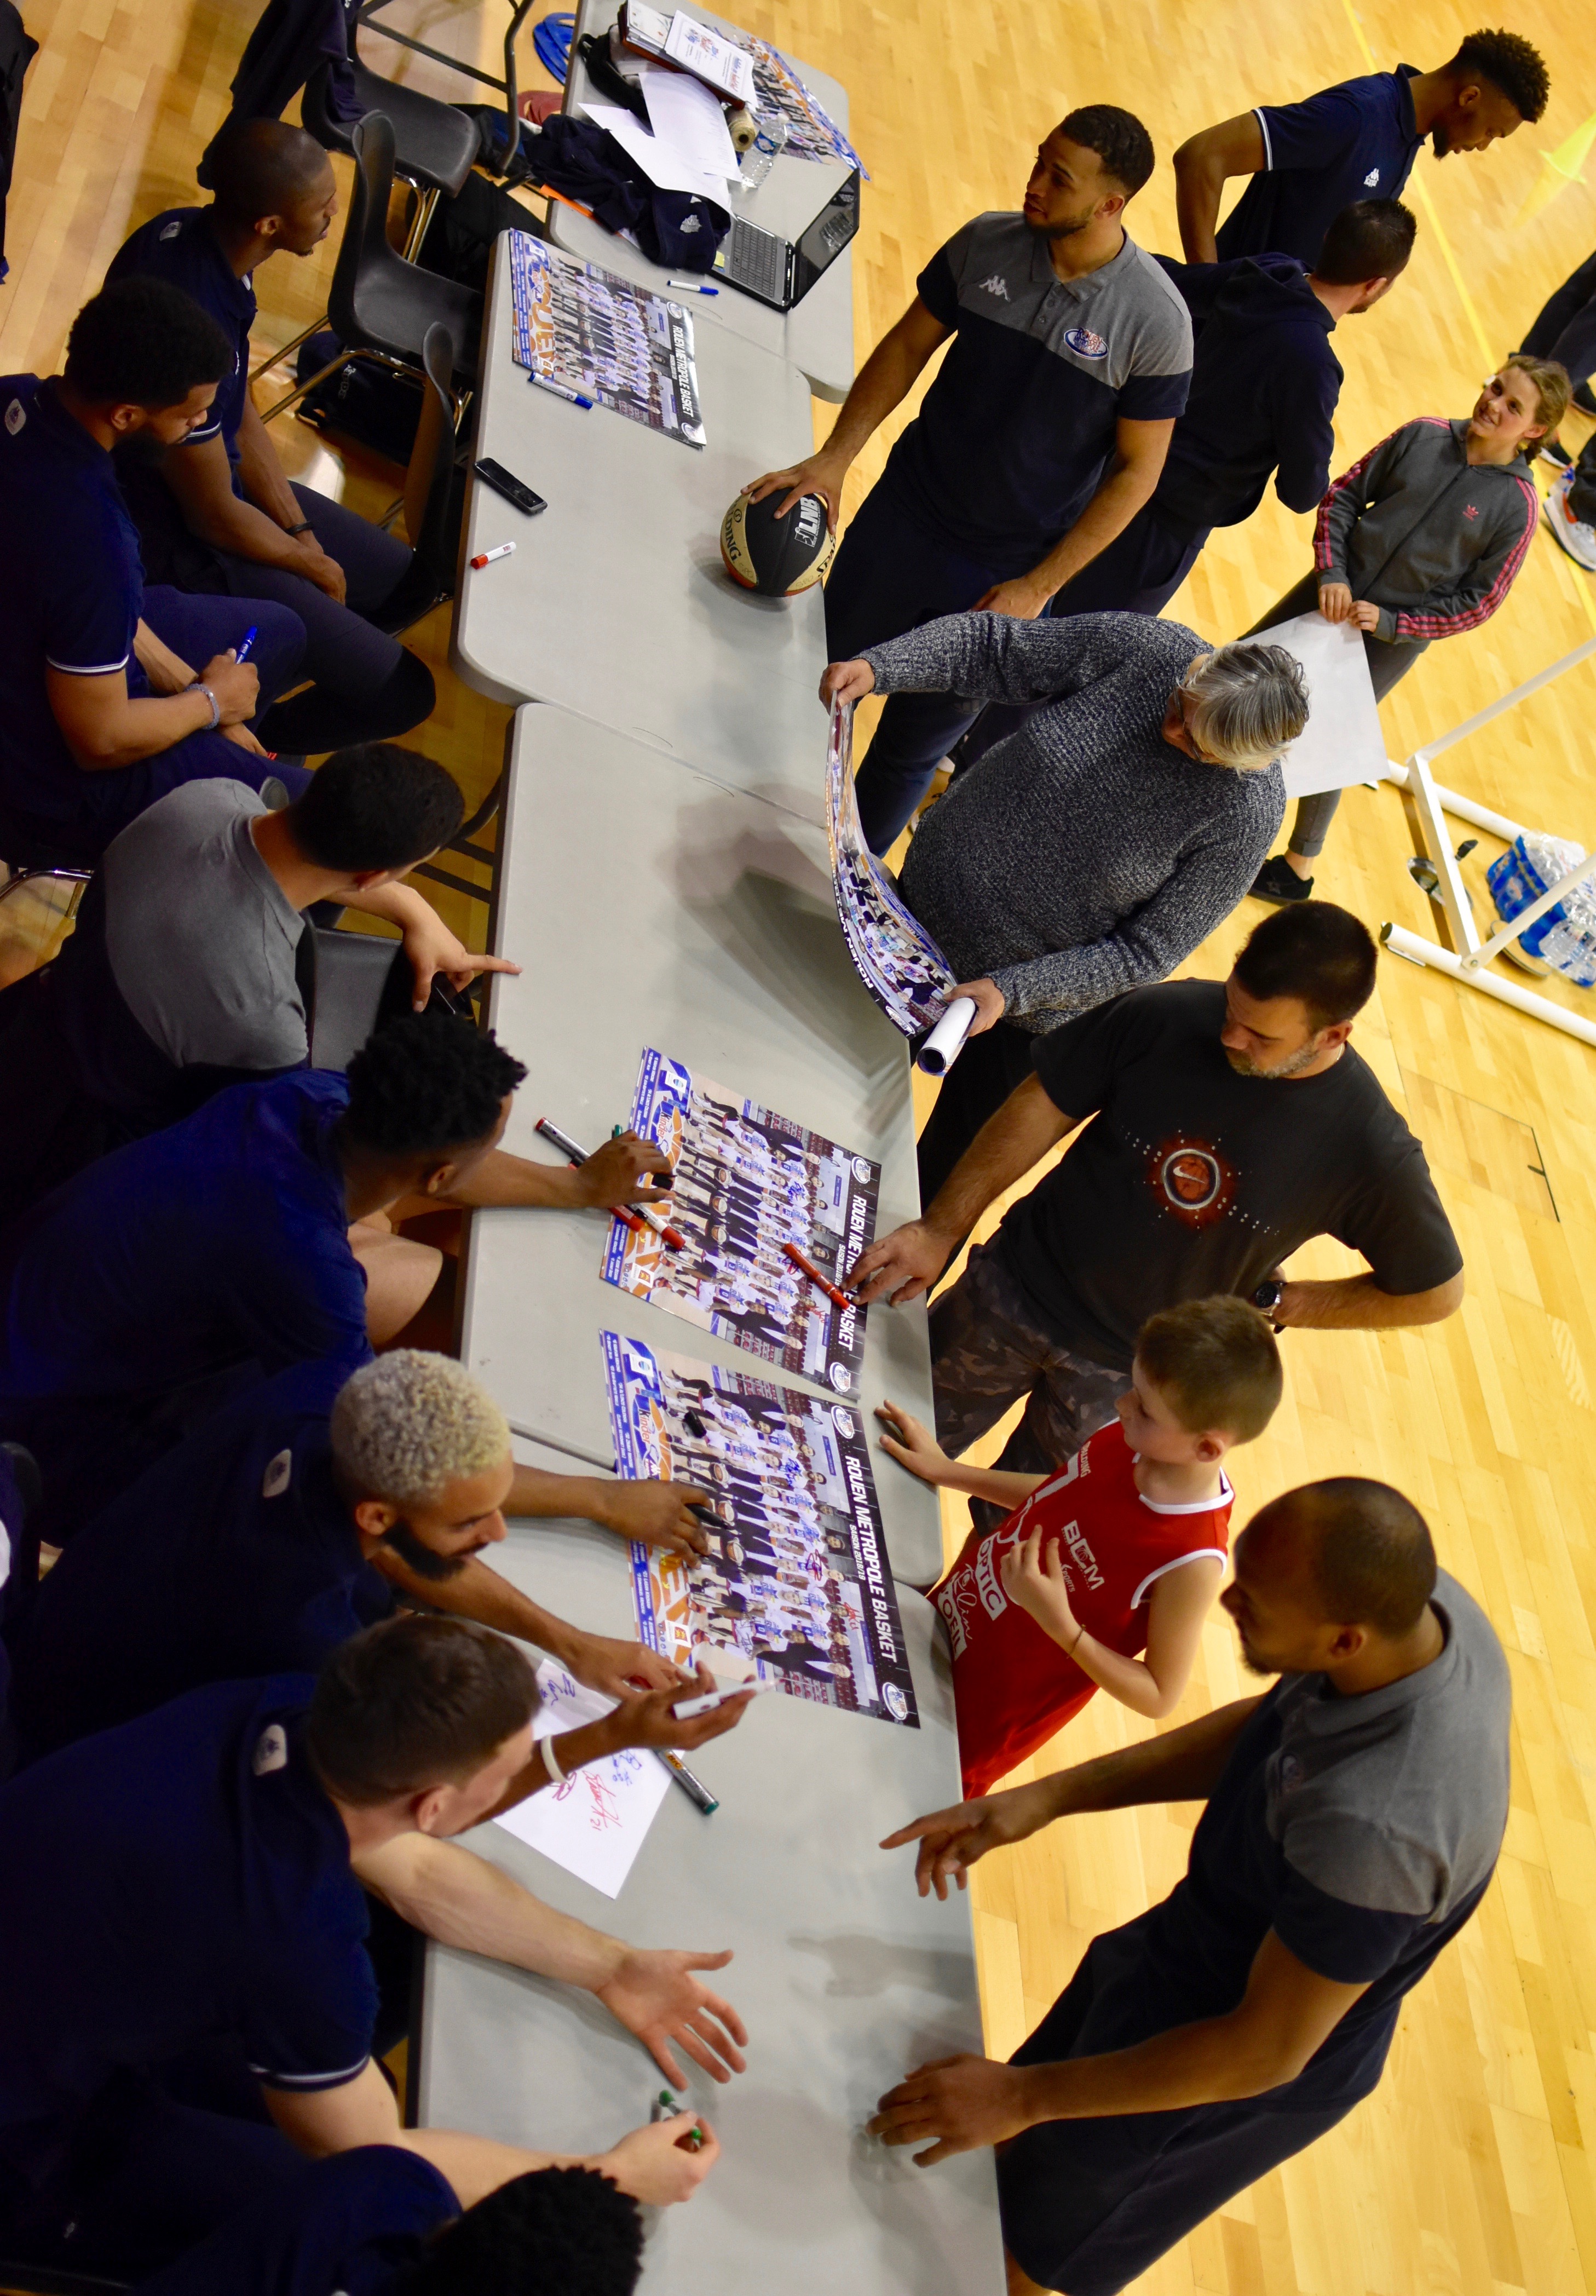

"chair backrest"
[328, 111, 406, 347]
[404, 322, 458, 586]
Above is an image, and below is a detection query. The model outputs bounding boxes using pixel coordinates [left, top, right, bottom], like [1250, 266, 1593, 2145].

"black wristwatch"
[1252, 1277, 1284, 1318]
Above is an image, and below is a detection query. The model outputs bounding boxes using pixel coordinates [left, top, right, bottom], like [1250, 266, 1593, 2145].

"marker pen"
[656, 1748, 719, 1814]
[234, 625, 258, 663]
[667, 279, 719, 295]
[470, 540, 516, 569]
[610, 1125, 688, 1252]
[671, 1680, 772, 1720]
[781, 1239, 856, 1312]
[535, 1116, 647, 1238]
[527, 370, 595, 408]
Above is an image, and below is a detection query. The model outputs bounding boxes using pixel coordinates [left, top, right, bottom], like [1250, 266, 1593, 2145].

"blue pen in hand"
[234, 625, 258, 664]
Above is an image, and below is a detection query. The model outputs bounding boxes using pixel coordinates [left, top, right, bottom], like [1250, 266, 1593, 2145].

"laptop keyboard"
[724, 219, 787, 301]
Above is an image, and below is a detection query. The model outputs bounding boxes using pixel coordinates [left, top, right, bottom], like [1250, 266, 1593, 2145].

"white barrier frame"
[1376, 632, 1596, 1052]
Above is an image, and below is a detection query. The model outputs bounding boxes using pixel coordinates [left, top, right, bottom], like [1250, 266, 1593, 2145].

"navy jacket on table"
[0, 1071, 370, 1543]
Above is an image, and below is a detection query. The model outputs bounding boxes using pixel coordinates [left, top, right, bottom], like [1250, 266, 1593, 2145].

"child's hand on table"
[875, 1400, 954, 1484]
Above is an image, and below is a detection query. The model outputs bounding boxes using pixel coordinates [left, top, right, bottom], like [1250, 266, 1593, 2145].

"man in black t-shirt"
[851, 905, 1461, 1510]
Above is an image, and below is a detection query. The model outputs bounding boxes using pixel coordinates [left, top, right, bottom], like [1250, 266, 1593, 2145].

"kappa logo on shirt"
[975, 273, 1012, 300]
[1146, 1133, 1238, 1229]
[1363, 167, 1381, 187]
[4, 398, 24, 436]
[262, 1447, 293, 1498]
[1064, 325, 1108, 359]
[252, 1724, 289, 1777]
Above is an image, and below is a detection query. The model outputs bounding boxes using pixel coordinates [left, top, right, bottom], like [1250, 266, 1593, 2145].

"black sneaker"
[1542, 436, 1574, 469]
[1251, 855, 1314, 903]
[1575, 381, 1596, 417]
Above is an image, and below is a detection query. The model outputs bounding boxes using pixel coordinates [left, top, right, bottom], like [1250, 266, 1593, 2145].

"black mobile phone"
[473, 459, 548, 516]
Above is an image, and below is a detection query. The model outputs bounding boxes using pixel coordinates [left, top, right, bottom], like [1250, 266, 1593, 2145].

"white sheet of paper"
[493, 1660, 671, 1898]
[637, 60, 740, 178]
[580, 98, 730, 201]
[1251, 611, 1390, 800]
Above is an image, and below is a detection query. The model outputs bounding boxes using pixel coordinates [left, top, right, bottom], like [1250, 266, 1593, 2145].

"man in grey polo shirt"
[0, 743, 517, 1210]
[746, 105, 1192, 851]
[872, 1477, 1511, 2295]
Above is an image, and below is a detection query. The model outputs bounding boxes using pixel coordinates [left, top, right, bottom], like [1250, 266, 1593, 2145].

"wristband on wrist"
[186, 681, 220, 731]
[543, 1734, 565, 1786]
[285, 520, 314, 537]
[1069, 1622, 1085, 1655]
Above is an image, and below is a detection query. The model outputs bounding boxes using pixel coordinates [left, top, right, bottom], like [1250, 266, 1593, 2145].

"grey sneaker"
[1544, 465, 1596, 572]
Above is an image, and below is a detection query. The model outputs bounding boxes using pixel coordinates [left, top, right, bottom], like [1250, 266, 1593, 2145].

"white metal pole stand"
[1376, 630, 1596, 1051]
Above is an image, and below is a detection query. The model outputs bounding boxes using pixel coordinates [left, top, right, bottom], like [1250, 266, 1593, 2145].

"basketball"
[721, 490, 836, 596]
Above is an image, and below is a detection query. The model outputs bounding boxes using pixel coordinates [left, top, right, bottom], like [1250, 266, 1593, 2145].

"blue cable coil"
[533, 11, 574, 84]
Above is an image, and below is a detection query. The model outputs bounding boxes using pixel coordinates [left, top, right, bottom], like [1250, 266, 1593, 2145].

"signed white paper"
[1249, 610, 1388, 801]
[493, 1661, 670, 1898]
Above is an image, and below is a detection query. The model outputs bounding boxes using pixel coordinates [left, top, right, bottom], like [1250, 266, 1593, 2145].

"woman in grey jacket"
[1246, 354, 1569, 901]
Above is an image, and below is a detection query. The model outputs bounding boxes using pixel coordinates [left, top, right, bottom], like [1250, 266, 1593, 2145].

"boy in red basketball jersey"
[877, 1297, 1281, 1796]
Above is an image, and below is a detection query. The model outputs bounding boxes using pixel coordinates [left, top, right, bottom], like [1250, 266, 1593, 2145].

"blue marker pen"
[667, 280, 719, 296]
[234, 625, 258, 663]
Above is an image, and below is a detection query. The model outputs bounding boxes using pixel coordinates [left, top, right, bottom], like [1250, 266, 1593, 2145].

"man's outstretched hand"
[868, 2055, 1036, 2165]
[880, 1782, 1054, 1898]
[599, 1478, 715, 1557]
[849, 1219, 954, 1307]
[596, 1947, 749, 2086]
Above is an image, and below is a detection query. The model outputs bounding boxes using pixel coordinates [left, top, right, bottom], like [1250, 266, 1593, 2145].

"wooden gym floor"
[6, 0, 1596, 2288]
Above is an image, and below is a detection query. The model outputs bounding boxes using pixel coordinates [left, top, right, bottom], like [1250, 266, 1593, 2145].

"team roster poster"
[506, 232, 705, 448]
[825, 700, 958, 1036]
[602, 1332, 918, 1728]
[603, 1047, 879, 1398]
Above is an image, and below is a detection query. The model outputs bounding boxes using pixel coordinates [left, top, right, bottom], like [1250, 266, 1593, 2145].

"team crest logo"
[4, 399, 24, 435]
[1363, 167, 1381, 187]
[1064, 325, 1108, 358]
[252, 1724, 289, 1776]
[1146, 1133, 1236, 1229]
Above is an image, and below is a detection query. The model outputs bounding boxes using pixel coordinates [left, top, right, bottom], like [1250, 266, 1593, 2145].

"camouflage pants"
[930, 1240, 1129, 1533]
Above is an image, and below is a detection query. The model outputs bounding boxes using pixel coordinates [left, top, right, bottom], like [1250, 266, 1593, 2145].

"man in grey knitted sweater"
[823, 610, 1309, 1199]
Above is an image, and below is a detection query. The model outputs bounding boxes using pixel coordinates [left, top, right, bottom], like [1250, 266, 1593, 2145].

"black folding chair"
[260, 113, 481, 424]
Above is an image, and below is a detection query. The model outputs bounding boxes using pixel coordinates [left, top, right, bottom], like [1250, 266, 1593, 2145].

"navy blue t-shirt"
[0, 1071, 371, 1533]
[106, 208, 258, 574]
[1216, 66, 1423, 267]
[882, 214, 1192, 576]
[12, 1360, 395, 1760]
[0, 376, 150, 824]
[107, 209, 256, 462]
[0, 1677, 377, 2193]
[135, 2148, 459, 2296]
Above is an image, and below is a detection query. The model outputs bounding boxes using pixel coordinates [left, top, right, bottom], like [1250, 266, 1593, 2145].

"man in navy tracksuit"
[1055, 202, 1415, 620]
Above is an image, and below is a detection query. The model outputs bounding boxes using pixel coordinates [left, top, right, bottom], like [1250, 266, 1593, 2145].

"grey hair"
[330, 1350, 510, 1507]
[1182, 641, 1310, 770]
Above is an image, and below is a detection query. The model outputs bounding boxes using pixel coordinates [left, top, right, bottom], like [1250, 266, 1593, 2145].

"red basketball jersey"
[932, 1419, 1232, 1798]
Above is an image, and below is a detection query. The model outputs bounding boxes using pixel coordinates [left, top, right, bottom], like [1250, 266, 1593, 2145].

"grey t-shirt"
[1264, 1567, 1510, 1928]
[101, 781, 307, 1069]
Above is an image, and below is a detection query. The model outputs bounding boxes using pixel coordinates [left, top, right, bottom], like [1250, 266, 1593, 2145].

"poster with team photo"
[602, 1332, 918, 1728]
[507, 232, 705, 447]
[602, 1047, 878, 1398]
[825, 700, 958, 1037]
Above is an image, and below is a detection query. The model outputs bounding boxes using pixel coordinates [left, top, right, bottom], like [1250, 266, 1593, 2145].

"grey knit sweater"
[860, 611, 1287, 1032]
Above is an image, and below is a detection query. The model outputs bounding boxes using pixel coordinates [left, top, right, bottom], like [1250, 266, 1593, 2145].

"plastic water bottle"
[737, 112, 788, 192]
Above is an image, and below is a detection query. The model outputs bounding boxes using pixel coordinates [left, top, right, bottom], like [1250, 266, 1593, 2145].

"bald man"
[104, 119, 435, 755]
[872, 1479, 1510, 2296]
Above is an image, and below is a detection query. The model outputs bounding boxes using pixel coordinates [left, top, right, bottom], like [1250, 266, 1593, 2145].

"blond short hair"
[330, 1351, 510, 1506]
